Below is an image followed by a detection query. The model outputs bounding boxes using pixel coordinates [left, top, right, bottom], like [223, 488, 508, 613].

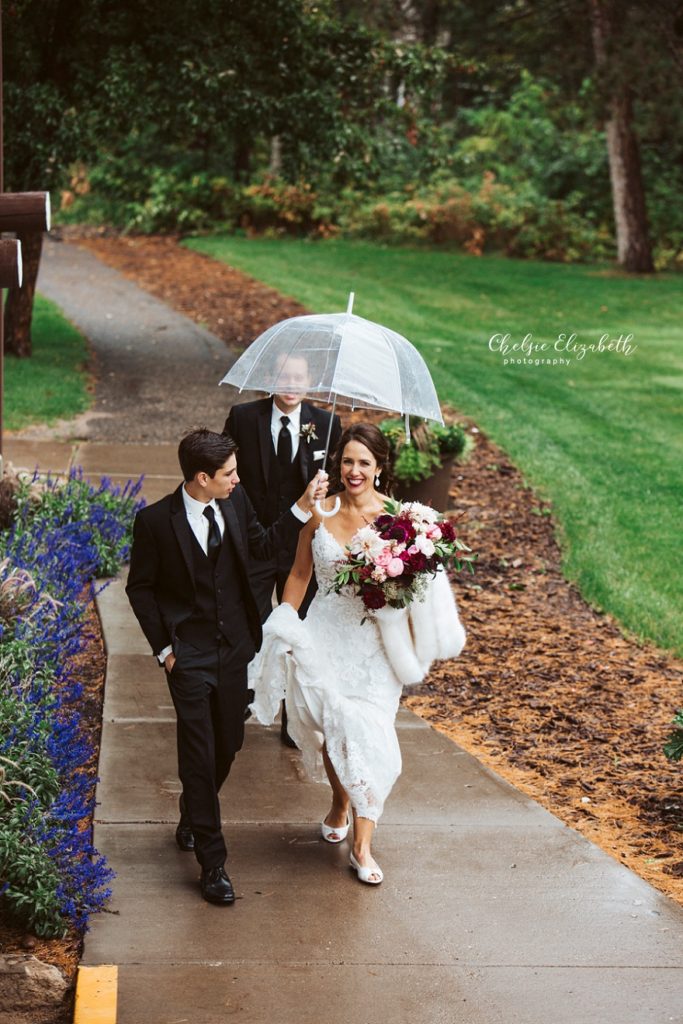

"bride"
[249, 422, 463, 885]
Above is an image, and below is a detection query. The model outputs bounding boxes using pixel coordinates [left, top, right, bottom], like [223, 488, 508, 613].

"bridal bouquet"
[330, 498, 474, 613]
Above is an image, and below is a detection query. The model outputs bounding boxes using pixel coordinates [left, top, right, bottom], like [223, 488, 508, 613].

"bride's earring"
[374, 474, 381, 488]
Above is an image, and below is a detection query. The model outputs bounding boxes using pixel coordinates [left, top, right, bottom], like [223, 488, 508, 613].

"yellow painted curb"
[74, 964, 118, 1024]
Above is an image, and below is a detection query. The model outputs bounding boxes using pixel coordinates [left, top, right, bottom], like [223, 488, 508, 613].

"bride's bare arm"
[281, 517, 317, 612]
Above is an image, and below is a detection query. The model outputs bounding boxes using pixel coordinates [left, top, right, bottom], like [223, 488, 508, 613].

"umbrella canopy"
[219, 295, 443, 425]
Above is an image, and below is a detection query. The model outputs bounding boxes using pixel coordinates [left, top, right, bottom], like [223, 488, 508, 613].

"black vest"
[176, 527, 250, 650]
[266, 446, 305, 525]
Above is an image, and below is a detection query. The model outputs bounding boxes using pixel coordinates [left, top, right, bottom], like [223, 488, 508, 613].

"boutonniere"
[300, 422, 318, 443]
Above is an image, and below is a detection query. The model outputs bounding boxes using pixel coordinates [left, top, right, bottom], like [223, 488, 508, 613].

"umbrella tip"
[346, 291, 355, 315]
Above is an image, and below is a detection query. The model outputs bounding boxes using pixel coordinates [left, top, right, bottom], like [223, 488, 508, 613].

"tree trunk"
[269, 136, 282, 176]
[4, 230, 43, 358]
[605, 88, 654, 272]
[589, 0, 654, 273]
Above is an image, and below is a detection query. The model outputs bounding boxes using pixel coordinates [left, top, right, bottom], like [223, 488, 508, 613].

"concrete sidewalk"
[36, 239, 233, 442]
[9, 440, 683, 1024]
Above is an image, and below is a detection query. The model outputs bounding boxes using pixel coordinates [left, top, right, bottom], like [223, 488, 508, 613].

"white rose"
[414, 533, 435, 557]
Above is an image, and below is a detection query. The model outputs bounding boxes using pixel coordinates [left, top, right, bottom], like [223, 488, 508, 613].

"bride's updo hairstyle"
[330, 422, 390, 493]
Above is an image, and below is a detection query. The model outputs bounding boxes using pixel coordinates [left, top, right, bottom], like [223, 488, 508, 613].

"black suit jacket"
[223, 397, 342, 527]
[125, 483, 305, 657]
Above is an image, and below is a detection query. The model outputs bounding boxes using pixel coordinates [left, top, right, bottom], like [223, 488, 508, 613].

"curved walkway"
[37, 238, 233, 443]
[10, 242, 682, 1023]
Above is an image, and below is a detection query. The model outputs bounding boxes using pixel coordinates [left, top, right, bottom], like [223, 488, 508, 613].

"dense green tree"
[3, 1, 419, 351]
[431, 0, 682, 271]
[1, 0, 680, 359]
[337, 0, 682, 272]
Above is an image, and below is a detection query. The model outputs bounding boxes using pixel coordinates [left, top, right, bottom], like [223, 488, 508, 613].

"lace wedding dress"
[249, 523, 403, 822]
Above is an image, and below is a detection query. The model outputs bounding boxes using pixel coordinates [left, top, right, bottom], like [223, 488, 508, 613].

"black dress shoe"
[200, 866, 235, 905]
[280, 721, 298, 748]
[175, 822, 195, 852]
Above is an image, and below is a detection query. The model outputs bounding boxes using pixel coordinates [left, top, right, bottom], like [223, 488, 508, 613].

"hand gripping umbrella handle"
[315, 496, 341, 518]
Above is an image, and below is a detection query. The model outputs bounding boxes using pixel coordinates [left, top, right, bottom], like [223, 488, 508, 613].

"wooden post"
[0, 191, 51, 232]
[0, 238, 22, 288]
[2, 192, 50, 358]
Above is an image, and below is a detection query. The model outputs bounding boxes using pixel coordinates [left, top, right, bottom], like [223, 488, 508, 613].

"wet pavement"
[7, 436, 683, 1024]
[16, 245, 683, 1022]
[36, 239, 234, 443]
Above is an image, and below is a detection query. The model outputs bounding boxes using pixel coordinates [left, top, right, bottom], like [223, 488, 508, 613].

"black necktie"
[277, 415, 292, 468]
[203, 505, 221, 562]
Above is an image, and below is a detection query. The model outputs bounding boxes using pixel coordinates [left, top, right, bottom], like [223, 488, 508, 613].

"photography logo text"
[488, 332, 637, 367]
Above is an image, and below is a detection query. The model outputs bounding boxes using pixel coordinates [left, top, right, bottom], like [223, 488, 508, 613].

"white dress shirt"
[158, 482, 310, 664]
[271, 402, 301, 460]
[181, 485, 225, 555]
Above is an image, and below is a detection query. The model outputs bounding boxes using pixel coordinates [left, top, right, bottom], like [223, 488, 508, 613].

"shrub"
[13, 469, 143, 577]
[0, 470, 144, 937]
[126, 169, 237, 234]
[380, 417, 470, 485]
[664, 710, 683, 762]
[57, 157, 617, 263]
[59, 152, 239, 235]
[239, 178, 323, 236]
[333, 176, 611, 262]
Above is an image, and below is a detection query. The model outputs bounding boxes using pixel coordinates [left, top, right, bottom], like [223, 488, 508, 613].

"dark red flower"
[440, 520, 456, 542]
[361, 585, 386, 610]
[385, 523, 410, 544]
[407, 551, 427, 572]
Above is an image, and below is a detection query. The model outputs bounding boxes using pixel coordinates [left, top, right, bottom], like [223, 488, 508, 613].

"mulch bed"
[414, 439, 683, 903]
[73, 232, 308, 350]
[71, 233, 683, 909]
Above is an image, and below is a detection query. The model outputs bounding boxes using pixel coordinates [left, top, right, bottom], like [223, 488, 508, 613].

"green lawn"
[186, 235, 683, 656]
[5, 295, 91, 430]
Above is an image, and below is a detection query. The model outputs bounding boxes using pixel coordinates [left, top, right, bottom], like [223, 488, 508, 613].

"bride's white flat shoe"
[349, 851, 383, 885]
[321, 818, 350, 844]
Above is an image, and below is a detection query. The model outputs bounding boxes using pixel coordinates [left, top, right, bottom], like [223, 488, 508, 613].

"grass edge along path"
[4, 293, 91, 432]
[185, 235, 683, 657]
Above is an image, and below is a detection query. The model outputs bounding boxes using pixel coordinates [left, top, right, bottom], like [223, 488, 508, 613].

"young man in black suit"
[126, 428, 327, 905]
[224, 358, 342, 743]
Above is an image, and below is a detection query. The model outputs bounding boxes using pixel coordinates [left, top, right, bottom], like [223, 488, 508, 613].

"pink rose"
[374, 547, 393, 569]
[427, 525, 442, 540]
[386, 557, 405, 577]
[407, 544, 419, 555]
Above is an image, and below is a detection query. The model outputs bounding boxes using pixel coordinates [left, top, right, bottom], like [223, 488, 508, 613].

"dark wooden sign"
[0, 237, 22, 289]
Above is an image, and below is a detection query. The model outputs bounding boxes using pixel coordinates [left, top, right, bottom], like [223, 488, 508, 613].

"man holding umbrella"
[223, 355, 342, 744]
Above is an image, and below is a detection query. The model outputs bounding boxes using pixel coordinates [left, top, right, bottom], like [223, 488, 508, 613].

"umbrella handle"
[315, 496, 341, 518]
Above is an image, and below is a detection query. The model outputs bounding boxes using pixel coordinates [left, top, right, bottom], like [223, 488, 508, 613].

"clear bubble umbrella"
[220, 293, 443, 516]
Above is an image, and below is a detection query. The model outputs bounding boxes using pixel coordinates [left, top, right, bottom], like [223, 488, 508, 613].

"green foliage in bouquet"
[380, 418, 470, 485]
[664, 710, 683, 762]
